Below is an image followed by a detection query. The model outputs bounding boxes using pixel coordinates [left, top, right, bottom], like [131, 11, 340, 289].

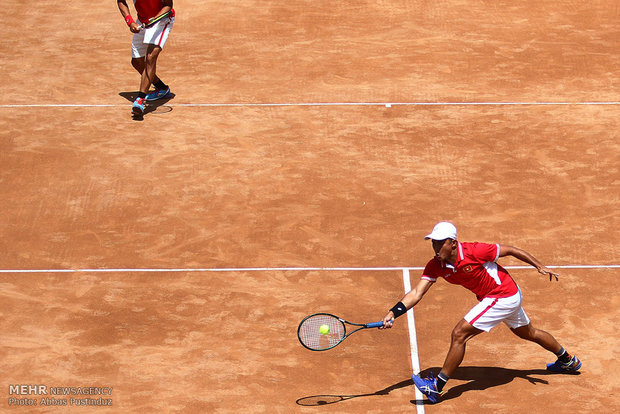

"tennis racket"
[297, 313, 388, 351]
[140, 10, 172, 29]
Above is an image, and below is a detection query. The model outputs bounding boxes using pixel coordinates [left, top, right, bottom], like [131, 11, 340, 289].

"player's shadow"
[296, 378, 412, 406]
[119, 91, 175, 116]
[411, 366, 578, 405]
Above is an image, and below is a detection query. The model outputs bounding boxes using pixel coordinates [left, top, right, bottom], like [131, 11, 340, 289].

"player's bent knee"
[451, 323, 477, 344]
[512, 324, 536, 340]
[131, 58, 144, 70]
[146, 46, 162, 58]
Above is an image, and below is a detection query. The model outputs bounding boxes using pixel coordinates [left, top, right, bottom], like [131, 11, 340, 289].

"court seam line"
[0, 101, 619, 109]
[403, 269, 425, 413]
[0, 265, 617, 273]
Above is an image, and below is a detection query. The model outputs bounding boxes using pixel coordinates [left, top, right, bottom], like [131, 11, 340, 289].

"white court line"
[0, 264, 617, 273]
[403, 269, 425, 413]
[0, 266, 419, 273]
[0, 101, 618, 109]
[175, 101, 620, 108]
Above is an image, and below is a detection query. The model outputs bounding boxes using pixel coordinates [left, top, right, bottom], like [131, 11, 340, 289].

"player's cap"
[425, 222, 457, 240]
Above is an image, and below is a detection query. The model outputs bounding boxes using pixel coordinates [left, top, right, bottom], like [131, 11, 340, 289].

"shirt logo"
[463, 265, 474, 273]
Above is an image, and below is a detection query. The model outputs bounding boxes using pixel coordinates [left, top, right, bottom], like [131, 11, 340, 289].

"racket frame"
[297, 312, 384, 351]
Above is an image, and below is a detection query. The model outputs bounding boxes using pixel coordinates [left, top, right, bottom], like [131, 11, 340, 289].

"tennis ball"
[319, 324, 330, 335]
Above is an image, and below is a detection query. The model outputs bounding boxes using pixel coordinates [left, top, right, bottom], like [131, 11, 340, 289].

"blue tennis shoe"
[132, 97, 145, 118]
[412, 372, 442, 403]
[546, 355, 582, 373]
[145, 87, 171, 101]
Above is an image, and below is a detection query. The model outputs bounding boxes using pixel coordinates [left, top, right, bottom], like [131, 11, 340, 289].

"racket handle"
[367, 321, 386, 328]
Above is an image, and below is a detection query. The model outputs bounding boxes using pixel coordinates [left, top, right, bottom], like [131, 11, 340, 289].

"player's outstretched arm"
[499, 244, 559, 281]
[380, 278, 434, 329]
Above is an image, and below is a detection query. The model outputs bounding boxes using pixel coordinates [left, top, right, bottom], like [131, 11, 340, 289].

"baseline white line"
[0, 264, 617, 274]
[403, 269, 425, 412]
[0, 101, 618, 109]
[170, 101, 620, 108]
[0, 104, 118, 108]
[0, 266, 420, 273]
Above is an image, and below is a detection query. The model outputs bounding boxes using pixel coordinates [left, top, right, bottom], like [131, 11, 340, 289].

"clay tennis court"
[1, 0, 618, 412]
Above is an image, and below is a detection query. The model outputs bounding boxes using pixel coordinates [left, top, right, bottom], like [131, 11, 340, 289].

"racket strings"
[298, 315, 345, 351]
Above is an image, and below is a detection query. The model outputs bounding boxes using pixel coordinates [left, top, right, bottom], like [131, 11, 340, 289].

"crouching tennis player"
[380, 222, 581, 403]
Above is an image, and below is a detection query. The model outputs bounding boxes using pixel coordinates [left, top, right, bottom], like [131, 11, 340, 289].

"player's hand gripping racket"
[140, 10, 172, 29]
[297, 313, 388, 351]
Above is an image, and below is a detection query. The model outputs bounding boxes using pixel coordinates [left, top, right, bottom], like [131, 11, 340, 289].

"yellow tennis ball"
[319, 324, 330, 335]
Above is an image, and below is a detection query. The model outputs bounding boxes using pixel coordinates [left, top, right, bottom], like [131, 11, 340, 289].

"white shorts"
[464, 289, 530, 332]
[131, 16, 174, 58]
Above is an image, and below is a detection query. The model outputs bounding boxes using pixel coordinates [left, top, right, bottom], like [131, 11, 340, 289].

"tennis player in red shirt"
[381, 222, 581, 403]
[117, 0, 175, 119]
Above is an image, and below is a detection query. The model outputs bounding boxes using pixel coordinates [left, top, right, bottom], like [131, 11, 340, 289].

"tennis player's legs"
[441, 290, 528, 377]
[131, 18, 174, 92]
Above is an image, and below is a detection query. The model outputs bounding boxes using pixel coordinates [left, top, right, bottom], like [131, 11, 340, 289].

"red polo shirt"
[422, 242, 519, 301]
[134, 0, 174, 22]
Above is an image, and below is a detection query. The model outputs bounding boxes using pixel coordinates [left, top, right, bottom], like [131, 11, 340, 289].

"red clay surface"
[0, 0, 618, 413]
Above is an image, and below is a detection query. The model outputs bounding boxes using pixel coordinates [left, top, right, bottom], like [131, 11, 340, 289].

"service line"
[0, 265, 617, 273]
[0, 101, 619, 109]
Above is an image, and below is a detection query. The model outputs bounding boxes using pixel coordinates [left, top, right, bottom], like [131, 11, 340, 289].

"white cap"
[424, 222, 457, 240]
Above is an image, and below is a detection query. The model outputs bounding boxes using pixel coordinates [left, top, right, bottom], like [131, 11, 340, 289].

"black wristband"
[390, 301, 407, 318]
